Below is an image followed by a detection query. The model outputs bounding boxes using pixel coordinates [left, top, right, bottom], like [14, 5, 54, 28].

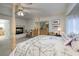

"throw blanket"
[10, 35, 79, 56]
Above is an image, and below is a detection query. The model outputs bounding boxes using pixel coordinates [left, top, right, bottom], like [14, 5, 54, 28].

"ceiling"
[68, 3, 79, 16]
[0, 3, 72, 19]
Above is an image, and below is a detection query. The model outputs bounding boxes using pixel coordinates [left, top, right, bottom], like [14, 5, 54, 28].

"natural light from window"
[66, 16, 79, 34]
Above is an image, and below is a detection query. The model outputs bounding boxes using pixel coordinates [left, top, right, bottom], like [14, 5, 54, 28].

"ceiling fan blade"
[23, 9, 40, 14]
[23, 9, 31, 13]
[21, 3, 40, 10]
[21, 3, 32, 7]
[21, 3, 32, 6]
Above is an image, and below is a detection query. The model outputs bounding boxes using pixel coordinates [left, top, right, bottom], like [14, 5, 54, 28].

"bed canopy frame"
[11, 4, 16, 50]
[11, 3, 48, 50]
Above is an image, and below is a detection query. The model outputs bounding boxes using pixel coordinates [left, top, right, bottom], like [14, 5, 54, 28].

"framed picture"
[52, 19, 60, 25]
[0, 27, 5, 36]
[51, 19, 60, 31]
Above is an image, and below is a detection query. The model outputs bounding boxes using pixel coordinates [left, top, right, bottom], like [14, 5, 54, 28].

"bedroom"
[0, 3, 79, 56]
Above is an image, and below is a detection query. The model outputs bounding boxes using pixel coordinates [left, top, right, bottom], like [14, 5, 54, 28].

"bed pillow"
[67, 33, 75, 38]
[75, 34, 79, 41]
[71, 41, 79, 52]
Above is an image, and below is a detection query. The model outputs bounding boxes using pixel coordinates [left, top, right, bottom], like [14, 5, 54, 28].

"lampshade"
[58, 27, 61, 31]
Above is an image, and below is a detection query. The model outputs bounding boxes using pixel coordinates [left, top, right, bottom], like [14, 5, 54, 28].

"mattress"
[10, 35, 79, 56]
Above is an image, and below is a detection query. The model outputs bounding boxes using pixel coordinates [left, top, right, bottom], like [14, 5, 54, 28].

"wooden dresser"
[32, 28, 48, 37]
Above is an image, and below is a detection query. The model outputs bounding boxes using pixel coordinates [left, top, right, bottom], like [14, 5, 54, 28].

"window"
[66, 16, 79, 34]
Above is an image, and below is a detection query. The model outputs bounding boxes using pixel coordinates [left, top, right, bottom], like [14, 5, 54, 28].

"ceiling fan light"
[16, 11, 20, 16]
[20, 12, 24, 16]
[16, 11, 24, 16]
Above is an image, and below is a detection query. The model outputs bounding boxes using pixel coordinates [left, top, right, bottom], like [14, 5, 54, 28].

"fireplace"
[16, 27, 24, 34]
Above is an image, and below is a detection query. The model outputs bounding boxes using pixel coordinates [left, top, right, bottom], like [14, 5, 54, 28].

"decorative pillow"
[61, 33, 73, 46]
[64, 39, 73, 46]
[61, 33, 77, 46]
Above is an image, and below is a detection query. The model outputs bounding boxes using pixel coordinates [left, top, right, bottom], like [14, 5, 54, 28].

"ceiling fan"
[15, 3, 40, 16]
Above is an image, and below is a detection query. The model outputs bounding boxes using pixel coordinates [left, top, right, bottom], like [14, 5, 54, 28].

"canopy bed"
[10, 34, 79, 56]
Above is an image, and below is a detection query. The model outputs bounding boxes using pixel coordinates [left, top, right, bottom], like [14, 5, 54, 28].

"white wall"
[26, 16, 66, 33]
[0, 14, 30, 31]
[0, 14, 66, 33]
[16, 18, 28, 31]
[48, 16, 66, 33]
[26, 19, 35, 31]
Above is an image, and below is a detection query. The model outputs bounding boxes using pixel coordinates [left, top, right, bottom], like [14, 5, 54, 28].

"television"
[16, 27, 24, 34]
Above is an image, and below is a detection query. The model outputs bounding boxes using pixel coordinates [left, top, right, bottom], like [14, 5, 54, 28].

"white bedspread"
[10, 35, 79, 56]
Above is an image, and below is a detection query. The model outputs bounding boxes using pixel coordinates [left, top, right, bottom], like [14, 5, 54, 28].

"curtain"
[66, 15, 79, 34]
